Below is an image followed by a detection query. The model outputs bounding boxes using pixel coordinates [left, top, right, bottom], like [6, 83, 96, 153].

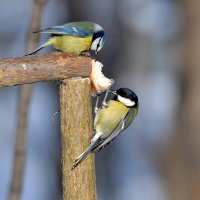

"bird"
[72, 88, 139, 170]
[26, 21, 105, 55]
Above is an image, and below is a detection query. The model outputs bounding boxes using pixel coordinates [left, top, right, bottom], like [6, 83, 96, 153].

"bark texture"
[60, 78, 97, 200]
[0, 52, 92, 87]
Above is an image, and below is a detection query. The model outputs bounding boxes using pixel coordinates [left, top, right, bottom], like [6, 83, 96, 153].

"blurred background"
[0, 0, 200, 200]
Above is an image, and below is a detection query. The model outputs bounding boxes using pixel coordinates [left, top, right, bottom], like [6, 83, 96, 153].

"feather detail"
[71, 133, 101, 170]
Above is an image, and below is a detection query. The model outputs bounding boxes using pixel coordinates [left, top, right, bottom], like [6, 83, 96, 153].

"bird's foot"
[94, 93, 101, 114]
[102, 101, 108, 108]
[80, 52, 94, 59]
[56, 80, 66, 86]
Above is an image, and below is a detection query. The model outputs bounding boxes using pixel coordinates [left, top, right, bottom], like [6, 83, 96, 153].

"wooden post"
[0, 53, 97, 199]
[60, 78, 97, 200]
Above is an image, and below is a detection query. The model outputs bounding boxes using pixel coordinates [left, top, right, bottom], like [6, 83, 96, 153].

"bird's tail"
[25, 40, 52, 56]
[25, 44, 45, 56]
[71, 134, 101, 170]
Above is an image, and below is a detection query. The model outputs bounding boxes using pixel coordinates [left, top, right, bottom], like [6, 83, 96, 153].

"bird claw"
[94, 107, 99, 114]
[102, 101, 108, 108]
[56, 80, 66, 86]
[94, 93, 101, 114]
[79, 52, 93, 59]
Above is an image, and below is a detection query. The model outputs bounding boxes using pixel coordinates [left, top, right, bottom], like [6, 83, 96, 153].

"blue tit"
[72, 88, 139, 169]
[26, 21, 105, 55]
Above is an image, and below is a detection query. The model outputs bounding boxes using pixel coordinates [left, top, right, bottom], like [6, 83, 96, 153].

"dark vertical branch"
[9, 0, 47, 200]
[163, 1, 200, 200]
[60, 78, 97, 200]
[26, 0, 47, 51]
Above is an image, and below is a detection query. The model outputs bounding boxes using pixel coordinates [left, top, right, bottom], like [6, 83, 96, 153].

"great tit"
[26, 21, 105, 55]
[72, 88, 139, 169]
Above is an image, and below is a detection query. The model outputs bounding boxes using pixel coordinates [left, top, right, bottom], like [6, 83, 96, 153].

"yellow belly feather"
[47, 35, 93, 55]
[94, 100, 129, 135]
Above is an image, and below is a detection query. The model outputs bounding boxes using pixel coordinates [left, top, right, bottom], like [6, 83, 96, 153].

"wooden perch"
[60, 78, 97, 200]
[0, 52, 92, 87]
[0, 50, 113, 200]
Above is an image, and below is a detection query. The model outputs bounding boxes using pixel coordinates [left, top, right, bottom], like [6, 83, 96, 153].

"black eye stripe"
[97, 40, 100, 50]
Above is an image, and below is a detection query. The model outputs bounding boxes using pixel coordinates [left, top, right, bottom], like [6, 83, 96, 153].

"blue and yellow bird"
[27, 21, 105, 55]
[72, 88, 139, 169]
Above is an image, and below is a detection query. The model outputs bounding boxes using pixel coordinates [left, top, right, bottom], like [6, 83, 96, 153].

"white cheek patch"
[90, 37, 101, 51]
[118, 95, 135, 107]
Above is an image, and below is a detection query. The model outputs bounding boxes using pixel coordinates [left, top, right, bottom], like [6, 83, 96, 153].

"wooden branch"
[0, 52, 92, 87]
[60, 78, 97, 200]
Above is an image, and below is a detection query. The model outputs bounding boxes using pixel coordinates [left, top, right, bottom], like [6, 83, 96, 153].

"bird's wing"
[34, 22, 94, 37]
[92, 108, 134, 152]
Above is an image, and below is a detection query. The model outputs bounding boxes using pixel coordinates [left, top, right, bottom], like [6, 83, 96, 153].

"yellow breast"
[94, 100, 129, 135]
[47, 35, 93, 55]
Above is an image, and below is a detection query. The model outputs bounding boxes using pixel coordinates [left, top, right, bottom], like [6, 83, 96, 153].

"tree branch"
[0, 52, 92, 87]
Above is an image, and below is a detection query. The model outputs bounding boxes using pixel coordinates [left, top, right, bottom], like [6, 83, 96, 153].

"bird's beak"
[109, 90, 117, 96]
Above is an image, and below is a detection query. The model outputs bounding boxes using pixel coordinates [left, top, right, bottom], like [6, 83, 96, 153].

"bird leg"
[102, 90, 109, 107]
[79, 51, 93, 59]
[102, 79, 114, 107]
[56, 80, 67, 87]
[94, 93, 101, 114]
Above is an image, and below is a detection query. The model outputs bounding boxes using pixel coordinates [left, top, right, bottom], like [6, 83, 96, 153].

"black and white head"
[112, 88, 138, 108]
[90, 24, 105, 54]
